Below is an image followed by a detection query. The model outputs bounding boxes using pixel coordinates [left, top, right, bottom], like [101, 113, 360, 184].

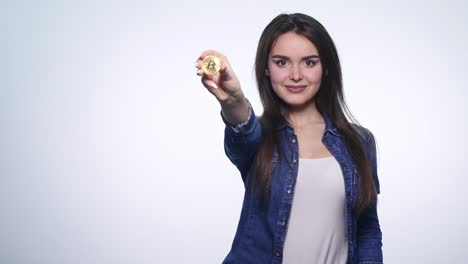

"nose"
[289, 64, 303, 81]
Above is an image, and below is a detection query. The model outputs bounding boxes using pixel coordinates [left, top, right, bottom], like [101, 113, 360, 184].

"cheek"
[269, 68, 288, 84]
[307, 68, 323, 82]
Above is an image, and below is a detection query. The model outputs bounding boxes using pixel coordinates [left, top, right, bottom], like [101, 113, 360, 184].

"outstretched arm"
[195, 50, 262, 185]
[221, 99, 262, 185]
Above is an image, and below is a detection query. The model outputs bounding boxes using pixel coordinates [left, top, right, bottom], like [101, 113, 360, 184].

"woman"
[195, 13, 383, 264]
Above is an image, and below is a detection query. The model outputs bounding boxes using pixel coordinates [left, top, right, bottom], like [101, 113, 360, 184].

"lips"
[285, 85, 307, 93]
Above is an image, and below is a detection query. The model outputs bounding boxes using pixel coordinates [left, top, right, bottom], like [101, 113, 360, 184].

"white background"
[2, 0, 467, 263]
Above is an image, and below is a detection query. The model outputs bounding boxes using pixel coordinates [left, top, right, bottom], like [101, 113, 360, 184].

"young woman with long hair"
[195, 13, 383, 264]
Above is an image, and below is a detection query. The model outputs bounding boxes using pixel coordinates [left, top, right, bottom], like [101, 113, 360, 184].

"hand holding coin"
[195, 50, 249, 124]
[195, 50, 244, 105]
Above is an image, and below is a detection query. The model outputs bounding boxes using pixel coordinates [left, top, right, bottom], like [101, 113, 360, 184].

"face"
[267, 31, 323, 108]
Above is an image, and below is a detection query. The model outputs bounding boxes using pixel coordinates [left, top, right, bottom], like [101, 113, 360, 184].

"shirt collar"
[274, 113, 344, 138]
[323, 114, 344, 138]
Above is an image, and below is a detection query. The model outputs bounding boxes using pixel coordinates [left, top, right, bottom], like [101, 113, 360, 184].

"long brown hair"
[249, 13, 378, 216]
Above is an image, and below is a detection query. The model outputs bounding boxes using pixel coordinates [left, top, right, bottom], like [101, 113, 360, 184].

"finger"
[195, 51, 215, 72]
[195, 59, 214, 77]
[202, 78, 227, 101]
[201, 77, 218, 90]
[195, 58, 206, 69]
[201, 77, 221, 98]
[218, 54, 230, 74]
[198, 49, 224, 61]
[202, 77, 230, 101]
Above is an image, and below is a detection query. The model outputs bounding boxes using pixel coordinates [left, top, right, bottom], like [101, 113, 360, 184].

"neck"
[284, 100, 324, 128]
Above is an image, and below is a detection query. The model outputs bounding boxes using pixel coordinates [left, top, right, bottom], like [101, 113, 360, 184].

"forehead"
[270, 32, 319, 57]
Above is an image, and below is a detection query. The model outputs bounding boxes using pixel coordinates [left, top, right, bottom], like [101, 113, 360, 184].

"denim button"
[293, 159, 297, 164]
[275, 251, 280, 257]
[291, 138, 296, 144]
[280, 219, 286, 226]
[287, 189, 291, 194]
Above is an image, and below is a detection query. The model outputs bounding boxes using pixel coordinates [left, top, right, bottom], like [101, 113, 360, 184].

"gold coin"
[201, 55, 221, 75]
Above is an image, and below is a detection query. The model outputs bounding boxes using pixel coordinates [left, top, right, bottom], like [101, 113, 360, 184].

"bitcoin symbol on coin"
[202, 55, 221, 75]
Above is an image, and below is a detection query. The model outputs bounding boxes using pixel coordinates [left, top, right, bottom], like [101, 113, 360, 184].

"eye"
[305, 60, 318, 66]
[274, 60, 288, 67]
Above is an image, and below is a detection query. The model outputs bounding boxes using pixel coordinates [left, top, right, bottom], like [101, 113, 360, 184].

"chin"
[281, 96, 314, 108]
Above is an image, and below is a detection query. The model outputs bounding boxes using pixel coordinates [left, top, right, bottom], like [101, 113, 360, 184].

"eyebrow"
[271, 55, 320, 60]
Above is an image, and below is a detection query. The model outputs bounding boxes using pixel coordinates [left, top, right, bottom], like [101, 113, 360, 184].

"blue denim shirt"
[220, 101, 383, 264]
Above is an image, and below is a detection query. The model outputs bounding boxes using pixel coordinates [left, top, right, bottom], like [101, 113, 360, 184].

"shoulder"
[350, 123, 376, 148]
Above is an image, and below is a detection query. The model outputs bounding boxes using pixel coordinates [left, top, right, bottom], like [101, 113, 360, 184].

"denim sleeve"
[357, 203, 383, 263]
[357, 130, 383, 263]
[220, 98, 262, 186]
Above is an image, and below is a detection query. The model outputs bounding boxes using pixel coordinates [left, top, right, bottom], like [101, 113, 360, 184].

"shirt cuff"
[220, 98, 255, 134]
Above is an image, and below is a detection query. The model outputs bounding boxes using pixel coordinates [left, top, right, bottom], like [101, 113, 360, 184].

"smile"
[285, 85, 307, 93]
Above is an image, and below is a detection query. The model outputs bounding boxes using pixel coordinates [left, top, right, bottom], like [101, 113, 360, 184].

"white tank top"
[282, 156, 348, 264]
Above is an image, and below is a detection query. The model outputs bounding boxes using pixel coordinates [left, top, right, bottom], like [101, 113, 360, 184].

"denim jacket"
[220, 100, 383, 264]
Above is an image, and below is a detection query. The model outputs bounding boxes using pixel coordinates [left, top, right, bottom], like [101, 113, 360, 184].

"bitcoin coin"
[201, 55, 221, 75]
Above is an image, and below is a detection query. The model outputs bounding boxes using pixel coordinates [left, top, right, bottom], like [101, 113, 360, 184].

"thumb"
[205, 79, 218, 90]
[202, 77, 227, 101]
